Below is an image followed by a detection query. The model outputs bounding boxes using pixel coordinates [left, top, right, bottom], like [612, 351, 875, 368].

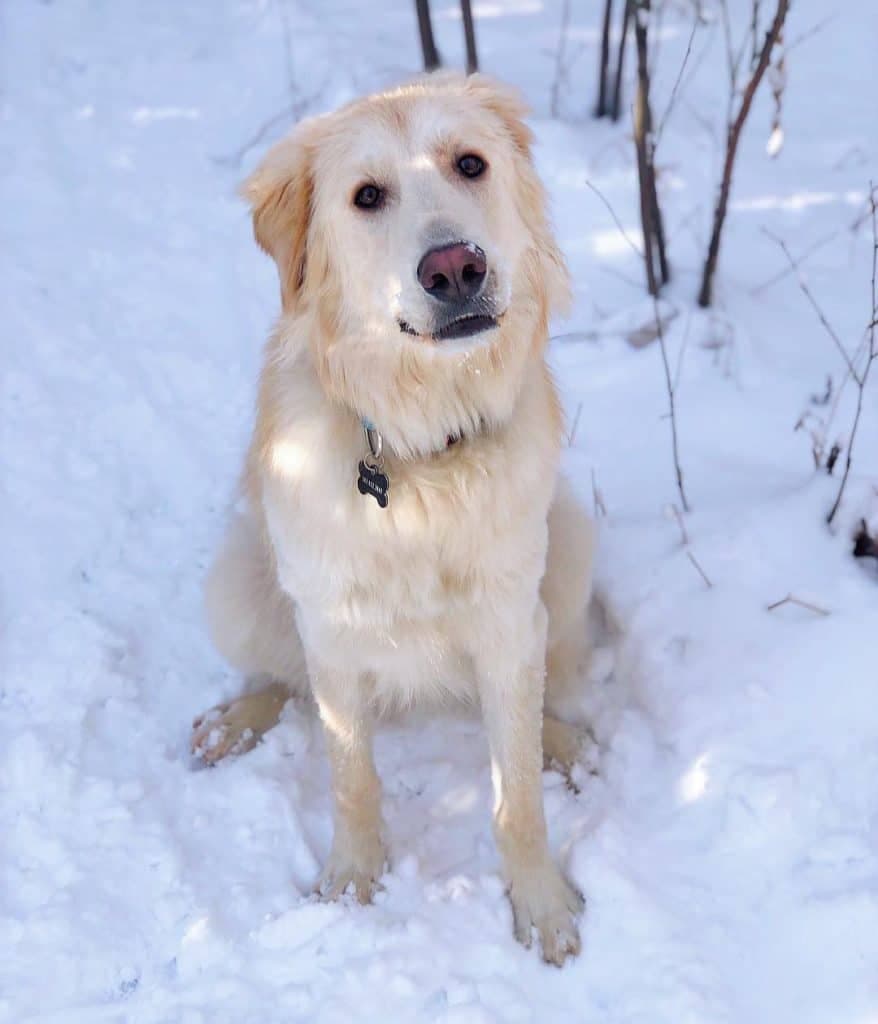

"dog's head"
[244, 74, 570, 457]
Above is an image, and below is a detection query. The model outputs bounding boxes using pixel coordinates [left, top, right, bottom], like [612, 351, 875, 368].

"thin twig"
[784, 15, 837, 57]
[752, 228, 839, 295]
[588, 180, 689, 511]
[654, 14, 699, 149]
[654, 296, 690, 511]
[275, 0, 297, 105]
[595, 0, 614, 117]
[591, 468, 608, 518]
[686, 551, 713, 589]
[671, 503, 689, 545]
[766, 594, 831, 616]
[653, 305, 690, 511]
[610, 0, 634, 121]
[213, 91, 320, 167]
[698, 0, 790, 307]
[672, 310, 692, 392]
[551, 0, 573, 118]
[826, 184, 878, 526]
[763, 229, 860, 383]
[567, 401, 584, 447]
[587, 181, 644, 257]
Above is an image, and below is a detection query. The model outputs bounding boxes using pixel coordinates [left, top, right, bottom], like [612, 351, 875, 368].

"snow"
[2, 1, 876, 1021]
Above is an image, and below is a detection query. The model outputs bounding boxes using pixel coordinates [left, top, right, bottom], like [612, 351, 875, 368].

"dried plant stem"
[596, 0, 614, 116]
[687, 551, 713, 589]
[764, 230, 859, 380]
[632, 0, 670, 296]
[766, 594, 831, 616]
[551, 0, 573, 118]
[698, 0, 790, 307]
[654, 15, 698, 148]
[655, 300, 691, 512]
[765, 188, 878, 526]
[587, 180, 689, 512]
[567, 401, 584, 447]
[461, 0, 479, 73]
[671, 503, 689, 545]
[591, 469, 608, 518]
[826, 185, 877, 525]
[610, 0, 633, 121]
[416, 0, 441, 71]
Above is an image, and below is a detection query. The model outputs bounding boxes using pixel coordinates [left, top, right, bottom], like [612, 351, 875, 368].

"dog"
[192, 73, 596, 965]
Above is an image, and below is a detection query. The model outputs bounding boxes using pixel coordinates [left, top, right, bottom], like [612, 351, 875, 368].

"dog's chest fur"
[256, 359, 561, 690]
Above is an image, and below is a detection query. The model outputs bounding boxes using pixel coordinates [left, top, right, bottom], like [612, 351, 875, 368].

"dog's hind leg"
[193, 509, 309, 764]
[191, 681, 291, 764]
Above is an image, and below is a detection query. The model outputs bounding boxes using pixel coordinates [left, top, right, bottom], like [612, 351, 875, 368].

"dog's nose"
[417, 242, 487, 303]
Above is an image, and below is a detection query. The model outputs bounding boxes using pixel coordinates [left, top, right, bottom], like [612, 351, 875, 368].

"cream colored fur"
[195, 74, 596, 965]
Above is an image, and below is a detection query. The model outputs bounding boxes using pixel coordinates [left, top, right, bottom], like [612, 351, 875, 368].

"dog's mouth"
[399, 314, 500, 343]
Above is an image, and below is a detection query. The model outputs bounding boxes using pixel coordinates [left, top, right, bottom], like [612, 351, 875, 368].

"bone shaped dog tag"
[357, 459, 389, 508]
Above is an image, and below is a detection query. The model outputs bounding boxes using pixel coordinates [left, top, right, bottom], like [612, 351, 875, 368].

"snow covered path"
[3, 2, 877, 1021]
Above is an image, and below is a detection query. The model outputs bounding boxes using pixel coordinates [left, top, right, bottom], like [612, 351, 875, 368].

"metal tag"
[357, 459, 389, 508]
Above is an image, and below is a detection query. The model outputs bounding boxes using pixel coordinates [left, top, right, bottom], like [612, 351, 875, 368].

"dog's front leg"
[475, 600, 584, 966]
[310, 660, 386, 903]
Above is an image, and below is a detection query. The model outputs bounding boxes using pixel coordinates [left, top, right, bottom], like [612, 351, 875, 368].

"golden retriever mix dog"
[192, 73, 595, 965]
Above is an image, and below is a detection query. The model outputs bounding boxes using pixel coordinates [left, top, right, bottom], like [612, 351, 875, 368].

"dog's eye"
[353, 184, 383, 209]
[457, 154, 486, 179]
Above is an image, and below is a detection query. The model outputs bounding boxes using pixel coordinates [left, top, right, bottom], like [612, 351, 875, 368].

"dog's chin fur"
[304, 252, 550, 459]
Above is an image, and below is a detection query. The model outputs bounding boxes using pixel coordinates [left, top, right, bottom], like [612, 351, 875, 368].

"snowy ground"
[3, 1, 877, 1021]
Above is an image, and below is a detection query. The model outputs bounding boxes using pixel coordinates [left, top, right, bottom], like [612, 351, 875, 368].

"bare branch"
[698, 0, 790, 307]
[766, 594, 831, 617]
[763, 229, 861, 384]
[687, 551, 713, 589]
[567, 401, 584, 447]
[654, 14, 699, 149]
[212, 90, 320, 167]
[752, 229, 839, 295]
[632, 0, 670, 295]
[610, 0, 634, 121]
[595, 0, 614, 117]
[591, 468, 608, 518]
[586, 181, 644, 258]
[551, 0, 573, 118]
[826, 184, 878, 525]
[654, 293, 691, 511]
[461, 0, 479, 73]
[671, 503, 689, 545]
[415, 0, 441, 71]
[749, 0, 762, 69]
[587, 179, 689, 512]
[274, 0, 297, 105]
[784, 15, 837, 57]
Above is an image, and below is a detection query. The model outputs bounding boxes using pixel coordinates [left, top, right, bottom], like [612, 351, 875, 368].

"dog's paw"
[190, 701, 259, 766]
[508, 861, 584, 967]
[317, 831, 387, 905]
[542, 716, 598, 776]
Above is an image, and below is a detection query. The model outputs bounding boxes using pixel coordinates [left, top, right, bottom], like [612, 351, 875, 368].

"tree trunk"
[595, 0, 614, 117]
[632, 0, 669, 295]
[610, 0, 633, 121]
[416, 0, 441, 71]
[461, 0, 478, 73]
[697, 0, 790, 307]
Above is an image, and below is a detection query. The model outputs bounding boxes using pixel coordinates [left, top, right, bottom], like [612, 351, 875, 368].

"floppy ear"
[241, 124, 315, 310]
[465, 75, 572, 318]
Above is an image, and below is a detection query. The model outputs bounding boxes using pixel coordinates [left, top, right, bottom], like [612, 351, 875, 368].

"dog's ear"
[465, 76, 572, 319]
[241, 123, 315, 310]
[465, 74, 535, 158]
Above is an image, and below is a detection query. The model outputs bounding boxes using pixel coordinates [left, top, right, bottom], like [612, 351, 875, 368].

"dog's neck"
[360, 415, 481, 462]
